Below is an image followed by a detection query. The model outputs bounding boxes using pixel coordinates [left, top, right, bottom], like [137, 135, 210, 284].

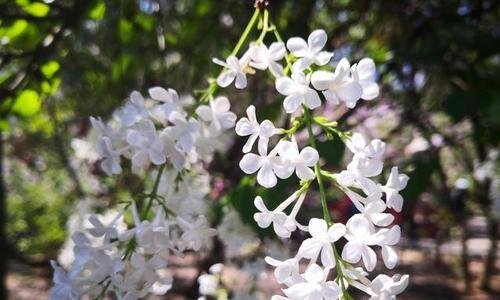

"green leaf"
[22, 2, 50, 17]
[12, 90, 41, 117]
[41, 61, 60, 78]
[89, 2, 106, 20]
[5, 20, 28, 39]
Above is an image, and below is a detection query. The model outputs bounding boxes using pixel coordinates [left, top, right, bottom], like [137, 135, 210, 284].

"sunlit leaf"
[89, 1, 106, 20]
[21, 2, 50, 17]
[12, 89, 41, 117]
[41, 61, 60, 78]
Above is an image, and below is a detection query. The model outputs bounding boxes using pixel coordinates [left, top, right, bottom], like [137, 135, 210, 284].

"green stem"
[230, 8, 260, 57]
[141, 163, 166, 220]
[303, 106, 351, 299]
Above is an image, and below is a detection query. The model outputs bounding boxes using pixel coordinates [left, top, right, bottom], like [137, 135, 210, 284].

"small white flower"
[345, 190, 394, 227]
[177, 215, 217, 251]
[165, 113, 200, 153]
[239, 143, 283, 188]
[297, 218, 345, 268]
[381, 167, 409, 212]
[368, 274, 409, 300]
[275, 139, 319, 180]
[148, 87, 181, 124]
[235, 105, 275, 153]
[286, 29, 333, 71]
[196, 96, 236, 136]
[213, 56, 248, 89]
[265, 256, 301, 285]
[311, 58, 363, 108]
[253, 196, 289, 237]
[283, 264, 340, 300]
[342, 214, 380, 271]
[198, 273, 219, 295]
[49, 261, 76, 300]
[276, 72, 321, 114]
[250, 42, 286, 77]
[126, 120, 166, 170]
[87, 214, 119, 242]
[121, 91, 149, 127]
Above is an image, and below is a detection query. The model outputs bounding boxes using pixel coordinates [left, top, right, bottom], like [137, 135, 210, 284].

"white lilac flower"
[195, 96, 236, 136]
[126, 120, 166, 170]
[297, 218, 345, 268]
[345, 190, 394, 227]
[264, 256, 301, 285]
[50, 261, 76, 300]
[311, 58, 363, 108]
[235, 105, 276, 153]
[351, 58, 379, 101]
[87, 214, 119, 242]
[177, 215, 217, 251]
[338, 133, 386, 193]
[165, 112, 200, 153]
[95, 136, 122, 175]
[250, 42, 286, 77]
[125, 253, 166, 289]
[283, 264, 340, 300]
[275, 72, 321, 114]
[342, 214, 380, 271]
[368, 274, 409, 300]
[253, 192, 307, 238]
[239, 142, 283, 188]
[286, 29, 333, 71]
[148, 87, 181, 124]
[121, 91, 149, 127]
[275, 139, 319, 180]
[381, 167, 409, 212]
[213, 56, 248, 89]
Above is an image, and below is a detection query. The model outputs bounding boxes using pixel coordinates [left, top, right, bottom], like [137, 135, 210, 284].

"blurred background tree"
[0, 0, 498, 298]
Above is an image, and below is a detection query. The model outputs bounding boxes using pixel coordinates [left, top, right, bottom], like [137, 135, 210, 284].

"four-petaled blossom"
[342, 214, 380, 271]
[148, 87, 181, 124]
[368, 274, 409, 300]
[253, 196, 290, 238]
[177, 215, 217, 251]
[250, 42, 286, 77]
[298, 218, 345, 268]
[286, 29, 333, 71]
[95, 136, 122, 175]
[377, 225, 401, 269]
[311, 58, 363, 108]
[196, 96, 237, 136]
[381, 167, 409, 212]
[265, 256, 301, 285]
[235, 105, 276, 153]
[239, 142, 282, 188]
[283, 264, 341, 300]
[121, 91, 149, 127]
[213, 56, 248, 89]
[275, 139, 319, 180]
[276, 72, 321, 114]
[126, 120, 166, 170]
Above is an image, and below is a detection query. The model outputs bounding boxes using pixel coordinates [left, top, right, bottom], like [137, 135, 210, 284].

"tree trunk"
[0, 135, 8, 298]
[481, 216, 498, 291]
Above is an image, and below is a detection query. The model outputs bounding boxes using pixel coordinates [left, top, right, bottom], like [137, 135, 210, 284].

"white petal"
[342, 241, 362, 263]
[213, 96, 230, 112]
[195, 105, 212, 122]
[254, 212, 273, 228]
[321, 246, 335, 268]
[257, 163, 277, 188]
[382, 245, 398, 269]
[356, 58, 376, 81]
[235, 118, 254, 136]
[259, 120, 275, 138]
[148, 87, 170, 101]
[327, 223, 346, 242]
[269, 42, 286, 60]
[299, 147, 319, 166]
[296, 164, 315, 180]
[304, 263, 325, 283]
[283, 94, 303, 114]
[361, 246, 377, 271]
[305, 89, 321, 110]
[311, 70, 335, 91]
[360, 81, 379, 100]
[216, 70, 235, 87]
[286, 37, 309, 57]
[337, 81, 363, 103]
[235, 72, 247, 89]
[275, 76, 297, 96]
[239, 153, 262, 174]
[298, 238, 321, 259]
[253, 196, 268, 212]
[308, 218, 327, 237]
[307, 29, 328, 53]
[315, 51, 333, 65]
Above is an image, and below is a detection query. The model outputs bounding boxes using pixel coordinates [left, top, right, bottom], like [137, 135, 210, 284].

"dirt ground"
[6, 243, 500, 300]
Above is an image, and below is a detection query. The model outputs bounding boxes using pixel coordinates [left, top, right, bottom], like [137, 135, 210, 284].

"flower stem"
[303, 106, 352, 299]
